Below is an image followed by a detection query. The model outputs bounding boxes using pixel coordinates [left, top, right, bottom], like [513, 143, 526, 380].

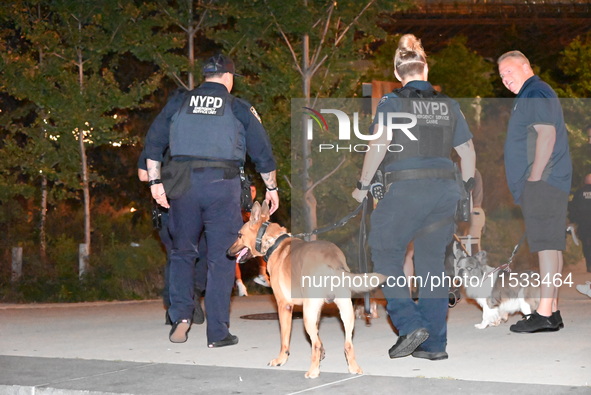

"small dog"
[457, 251, 540, 329]
[228, 201, 385, 378]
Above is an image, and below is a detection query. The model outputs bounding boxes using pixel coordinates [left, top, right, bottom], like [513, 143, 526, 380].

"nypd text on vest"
[413, 100, 450, 125]
[188, 95, 224, 115]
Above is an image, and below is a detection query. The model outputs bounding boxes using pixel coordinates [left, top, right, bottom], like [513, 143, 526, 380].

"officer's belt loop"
[385, 168, 456, 185]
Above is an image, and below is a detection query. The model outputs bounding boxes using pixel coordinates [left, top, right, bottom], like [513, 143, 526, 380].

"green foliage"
[0, 231, 166, 303]
[0, 0, 164, 260]
[557, 32, 591, 98]
[428, 36, 495, 99]
[124, 0, 230, 90]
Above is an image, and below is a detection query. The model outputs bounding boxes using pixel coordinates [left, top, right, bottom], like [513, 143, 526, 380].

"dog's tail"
[341, 272, 386, 293]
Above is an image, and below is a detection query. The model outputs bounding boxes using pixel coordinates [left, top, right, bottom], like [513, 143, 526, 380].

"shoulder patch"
[250, 106, 262, 124]
[377, 95, 388, 107]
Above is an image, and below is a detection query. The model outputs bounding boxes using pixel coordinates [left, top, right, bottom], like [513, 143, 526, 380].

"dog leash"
[291, 198, 376, 325]
[357, 198, 374, 326]
[490, 232, 527, 276]
[291, 200, 366, 239]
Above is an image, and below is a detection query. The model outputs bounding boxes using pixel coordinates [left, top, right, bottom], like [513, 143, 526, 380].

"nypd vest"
[383, 86, 456, 167]
[169, 86, 246, 163]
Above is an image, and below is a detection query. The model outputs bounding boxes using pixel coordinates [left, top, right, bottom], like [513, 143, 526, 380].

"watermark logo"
[303, 107, 328, 134]
[303, 106, 418, 153]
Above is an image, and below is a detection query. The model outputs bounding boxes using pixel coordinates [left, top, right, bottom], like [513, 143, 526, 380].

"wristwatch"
[356, 181, 370, 191]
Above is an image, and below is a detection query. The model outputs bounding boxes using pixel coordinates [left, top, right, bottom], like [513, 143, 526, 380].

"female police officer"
[352, 35, 475, 360]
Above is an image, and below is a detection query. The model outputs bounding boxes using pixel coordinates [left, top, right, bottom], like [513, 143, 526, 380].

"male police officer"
[353, 35, 475, 360]
[137, 147, 206, 325]
[144, 54, 279, 346]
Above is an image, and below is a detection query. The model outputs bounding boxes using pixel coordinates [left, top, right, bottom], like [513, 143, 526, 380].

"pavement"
[1, 261, 590, 395]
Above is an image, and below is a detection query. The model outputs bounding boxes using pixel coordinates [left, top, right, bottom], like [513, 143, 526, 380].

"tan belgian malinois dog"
[228, 201, 385, 378]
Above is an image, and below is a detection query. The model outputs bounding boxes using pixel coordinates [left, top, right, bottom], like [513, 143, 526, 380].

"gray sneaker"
[576, 281, 591, 298]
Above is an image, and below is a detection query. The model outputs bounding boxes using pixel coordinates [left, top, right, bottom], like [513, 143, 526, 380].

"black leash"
[291, 198, 374, 325]
[358, 198, 374, 327]
[490, 232, 527, 275]
[291, 201, 366, 239]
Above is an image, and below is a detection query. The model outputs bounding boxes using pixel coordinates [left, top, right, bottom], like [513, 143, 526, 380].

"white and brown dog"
[457, 251, 540, 329]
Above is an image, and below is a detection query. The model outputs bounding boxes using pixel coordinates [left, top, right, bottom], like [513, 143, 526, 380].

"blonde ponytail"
[394, 34, 427, 79]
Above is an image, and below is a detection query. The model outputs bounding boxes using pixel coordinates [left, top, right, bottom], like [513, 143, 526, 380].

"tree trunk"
[187, 0, 195, 90]
[77, 41, 90, 274]
[301, 33, 317, 240]
[79, 128, 91, 271]
[39, 174, 47, 264]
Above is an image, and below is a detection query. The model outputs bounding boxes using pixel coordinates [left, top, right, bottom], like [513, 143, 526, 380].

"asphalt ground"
[1, 261, 590, 395]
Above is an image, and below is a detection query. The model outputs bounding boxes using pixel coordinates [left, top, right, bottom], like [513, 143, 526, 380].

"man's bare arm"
[261, 170, 279, 215]
[138, 168, 148, 182]
[529, 124, 556, 181]
[147, 158, 169, 208]
[454, 139, 476, 182]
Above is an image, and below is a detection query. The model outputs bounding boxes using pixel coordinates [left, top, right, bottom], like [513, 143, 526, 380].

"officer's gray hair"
[497, 50, 531, 66]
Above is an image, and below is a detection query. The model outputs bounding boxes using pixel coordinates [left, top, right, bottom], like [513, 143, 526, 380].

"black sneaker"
[208, 333, 239, 348]
[551, 310, 564, 329]
[169, 319, 192, 343]
[412, 346, 449, 361]
[510, 311, 560, 333]
[388, 328, 429, 359]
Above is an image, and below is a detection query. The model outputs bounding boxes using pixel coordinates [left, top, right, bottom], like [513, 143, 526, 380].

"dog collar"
[263, 233, 291, 262]
[255, 221, 271, 254]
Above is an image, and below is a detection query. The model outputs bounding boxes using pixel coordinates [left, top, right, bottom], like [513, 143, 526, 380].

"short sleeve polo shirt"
[504, 75, 572, 204]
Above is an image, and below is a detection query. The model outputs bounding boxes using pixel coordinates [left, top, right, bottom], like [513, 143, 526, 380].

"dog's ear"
[452, 242, 466, 259]
[261, 200, 270, 221]
[475, 250, 487, 264]
[250, 201, 262, 224]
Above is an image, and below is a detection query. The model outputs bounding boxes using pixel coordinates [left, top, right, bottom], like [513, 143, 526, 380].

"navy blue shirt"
[373, 80, 473, 172]
[504, 75, 572, 204]
[143, 82, 276, 174]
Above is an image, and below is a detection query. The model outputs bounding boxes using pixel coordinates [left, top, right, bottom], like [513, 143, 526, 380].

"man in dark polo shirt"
[498, 50, 572, 333]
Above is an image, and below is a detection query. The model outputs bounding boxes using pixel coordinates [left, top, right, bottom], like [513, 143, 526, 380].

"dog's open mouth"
[234, 247, 252, 263]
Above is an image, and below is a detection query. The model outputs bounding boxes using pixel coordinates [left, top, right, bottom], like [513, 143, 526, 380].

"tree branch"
[171, 71, 190, 90]
[309, 53, 328, 77]
[334, 0, 376, 47]
[283, 174, 292, 190]
[310, 2, 334, 68]
[264, 0, 303, 76]
[159, 2, 189, 33]
[308, 155, 347, 193]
